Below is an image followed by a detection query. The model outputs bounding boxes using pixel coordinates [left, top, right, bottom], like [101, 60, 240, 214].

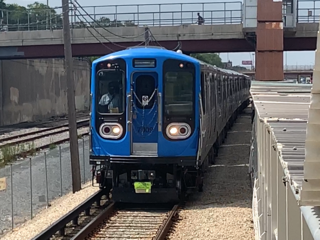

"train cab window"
[96, 70, 125, 114]
[134, 75, 156, 109]
[164, 71, 194, 116]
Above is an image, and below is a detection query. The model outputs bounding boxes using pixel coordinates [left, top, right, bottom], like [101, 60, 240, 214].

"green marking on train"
[134, 182, 152, 193]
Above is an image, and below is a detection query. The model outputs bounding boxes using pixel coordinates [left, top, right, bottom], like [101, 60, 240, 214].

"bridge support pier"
[255, 0, 284, 81]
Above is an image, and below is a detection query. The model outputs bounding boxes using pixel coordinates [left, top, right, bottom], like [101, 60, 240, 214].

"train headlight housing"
[166, 123, 191, 140]
[99, 123, 123, 139]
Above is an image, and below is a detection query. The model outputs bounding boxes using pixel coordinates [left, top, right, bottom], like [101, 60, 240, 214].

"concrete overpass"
[0, 0, 318, 59]
[0, 22, 318, 59]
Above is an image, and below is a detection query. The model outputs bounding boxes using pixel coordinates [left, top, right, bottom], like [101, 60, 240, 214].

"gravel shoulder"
[0, 182, 100, 240]
[168, 108, 254, 240]
[0, 137, 92, 236]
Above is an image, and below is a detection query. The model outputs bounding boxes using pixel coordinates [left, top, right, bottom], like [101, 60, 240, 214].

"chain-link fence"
[0, 136, 93, 236]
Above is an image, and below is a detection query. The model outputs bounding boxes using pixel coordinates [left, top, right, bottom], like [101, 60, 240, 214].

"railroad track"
[0, 119, 90, 162]
[0, 112, 89, 135]
[31, 191, 180, 240]
[0, 119, 89, 145]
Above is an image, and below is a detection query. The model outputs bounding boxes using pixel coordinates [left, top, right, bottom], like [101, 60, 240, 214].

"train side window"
[201, 72, 206, 114]
[223, 76, 226, 100]
[206, 72, 211, 112]
[218, 76, 222, 104]
[210, 74, 216, 109]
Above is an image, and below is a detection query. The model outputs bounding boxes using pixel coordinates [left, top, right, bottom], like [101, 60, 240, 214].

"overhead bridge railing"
[0, 1, 242, 32]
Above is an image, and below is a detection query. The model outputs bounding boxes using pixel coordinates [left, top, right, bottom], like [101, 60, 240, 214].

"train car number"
[138, 127, 154, 133]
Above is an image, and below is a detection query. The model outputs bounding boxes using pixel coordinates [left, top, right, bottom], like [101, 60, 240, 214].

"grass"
[49, 137, 57, 150]
[0, 141, 36, 167]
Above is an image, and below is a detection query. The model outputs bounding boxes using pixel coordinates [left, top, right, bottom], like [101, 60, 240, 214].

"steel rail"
[70, 202, 180, 240]
[0, 119, 89, 144]
[154, 204, 180, 240]
[31, 190, 106, 240]
[71, 202, 116, 240]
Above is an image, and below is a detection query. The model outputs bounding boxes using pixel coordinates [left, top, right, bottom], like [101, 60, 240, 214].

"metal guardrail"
[0, 2, 242, 31]
[297, 0, 320, 23]
[242, 65, 314, 72]
[0, 1, 319, 32]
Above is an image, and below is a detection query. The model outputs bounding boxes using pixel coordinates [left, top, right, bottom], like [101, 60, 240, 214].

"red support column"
[255, 0, 284, 81]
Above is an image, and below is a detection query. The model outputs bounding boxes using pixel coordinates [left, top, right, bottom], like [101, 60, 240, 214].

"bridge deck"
[250, 81, 320, 239]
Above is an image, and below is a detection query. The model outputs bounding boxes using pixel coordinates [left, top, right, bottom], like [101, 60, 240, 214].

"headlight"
[99, 123, 123, 139]
[166, 123, 191, 139]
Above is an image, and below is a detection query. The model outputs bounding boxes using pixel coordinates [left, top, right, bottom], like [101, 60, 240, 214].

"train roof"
[93, 47, 250, 79]
[93, 46, 199, 64]
[198, 60, 249, 78]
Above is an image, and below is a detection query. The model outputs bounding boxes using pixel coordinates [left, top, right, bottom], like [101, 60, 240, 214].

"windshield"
[164, 71, 194, 116]
[96, 70, 125, 114]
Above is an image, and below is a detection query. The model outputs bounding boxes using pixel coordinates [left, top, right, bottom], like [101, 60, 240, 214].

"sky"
[4, 0, 317, 67]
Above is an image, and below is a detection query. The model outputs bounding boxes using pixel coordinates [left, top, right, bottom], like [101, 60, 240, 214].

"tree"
[1, 1, 62, 31]
[190, 53, 223, 67]
[231, 65, 248, 71]
[0, 1, 138, 31]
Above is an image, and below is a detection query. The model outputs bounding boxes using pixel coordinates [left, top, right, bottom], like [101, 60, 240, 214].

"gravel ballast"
[0, 182, 99, 240]
[168, 108, 254, 240]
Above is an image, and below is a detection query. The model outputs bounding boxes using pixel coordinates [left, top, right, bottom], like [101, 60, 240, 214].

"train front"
[90, 50, 200, 203]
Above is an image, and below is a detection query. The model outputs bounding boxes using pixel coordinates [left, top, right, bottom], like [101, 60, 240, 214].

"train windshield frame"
[163, 59, 195, 117]
[95, 69, 126, 115]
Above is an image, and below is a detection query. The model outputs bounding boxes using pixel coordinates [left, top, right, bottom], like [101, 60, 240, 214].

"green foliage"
[190, 53, 223, 68]
[0, 1, 138, 31]
[231, 65, 248, 71]
[0, 141, 36, 167]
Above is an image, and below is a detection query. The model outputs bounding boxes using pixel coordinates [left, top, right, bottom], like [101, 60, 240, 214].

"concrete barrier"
[0, 58, 90, 126]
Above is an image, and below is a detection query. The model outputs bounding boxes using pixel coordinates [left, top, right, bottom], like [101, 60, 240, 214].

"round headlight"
[166, 123, 191, 139]
[169, 127, 178, 135]
[99, 123, 123, 139]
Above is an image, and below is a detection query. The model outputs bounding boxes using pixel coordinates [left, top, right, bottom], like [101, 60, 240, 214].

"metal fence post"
[83, 138, 85, 184]
[137, 5, 140, 25]
[181, 3, 183, 25]
[159, 4, 161, 26]
[59, 146, 63, 196]
[10, 164, 13, 229]
[224, 2, 226, 24]
[30, 158, 33, 219]
[44, 152, 49, 206]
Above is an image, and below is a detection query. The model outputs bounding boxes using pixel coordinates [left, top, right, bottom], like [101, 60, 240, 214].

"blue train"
[89, 47, 251, 203]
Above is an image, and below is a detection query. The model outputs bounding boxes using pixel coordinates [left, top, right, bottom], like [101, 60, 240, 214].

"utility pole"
[61, 0, 81, 193]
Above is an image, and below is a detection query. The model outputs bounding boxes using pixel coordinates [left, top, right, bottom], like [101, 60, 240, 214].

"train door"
[131, 72, 159, 156]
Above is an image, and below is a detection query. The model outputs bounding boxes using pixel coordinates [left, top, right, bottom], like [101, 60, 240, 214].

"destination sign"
[133, 59, 156, 68]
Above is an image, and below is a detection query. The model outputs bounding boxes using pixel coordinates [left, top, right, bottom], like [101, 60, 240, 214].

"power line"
[72, 0, 148, 40]
[74, 8, 146, 50]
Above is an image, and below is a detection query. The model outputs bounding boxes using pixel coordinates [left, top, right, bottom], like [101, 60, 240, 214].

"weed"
[49, 137, 57, 150]
[0, 144, 18, 165]
[49, 143, 57, 150]
[0, 141, 37, 167]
